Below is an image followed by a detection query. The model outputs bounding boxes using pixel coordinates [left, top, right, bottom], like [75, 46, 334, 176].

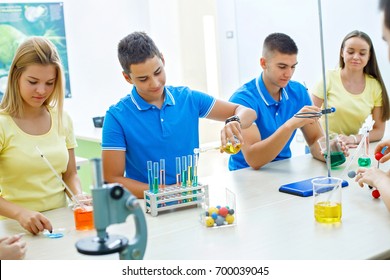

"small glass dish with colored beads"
[200, 188, 236, 228]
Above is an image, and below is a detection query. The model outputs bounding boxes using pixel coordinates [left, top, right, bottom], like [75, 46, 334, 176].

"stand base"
[76, 235, 129, 255]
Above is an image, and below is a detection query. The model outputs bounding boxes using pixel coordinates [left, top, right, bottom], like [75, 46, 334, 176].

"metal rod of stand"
[317, 0, 331, 177]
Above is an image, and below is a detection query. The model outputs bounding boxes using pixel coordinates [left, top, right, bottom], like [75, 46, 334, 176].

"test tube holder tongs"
[144, 184, 209, 217]
[75, 158, 147, 260]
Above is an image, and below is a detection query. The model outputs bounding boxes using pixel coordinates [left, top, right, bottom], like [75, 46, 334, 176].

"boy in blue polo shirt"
[228, 33, 326, 171]
[102, 31, 256, 198]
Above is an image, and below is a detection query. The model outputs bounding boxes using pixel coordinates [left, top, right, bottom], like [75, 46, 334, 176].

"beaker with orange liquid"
[72, 195, 94, 230]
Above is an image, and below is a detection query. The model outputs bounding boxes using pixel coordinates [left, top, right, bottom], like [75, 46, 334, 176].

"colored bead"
[205, 216, 214, 227]
[372, 189, 381, 199]
[225, 214, 235, 224]
[218, 207, 229, 217]
[215, 215, 225, 226]
[375, 152, 384, 161]
[347, 170, 356, 178]
[208, 207, 218, 216]
[205, 206, 235, 227]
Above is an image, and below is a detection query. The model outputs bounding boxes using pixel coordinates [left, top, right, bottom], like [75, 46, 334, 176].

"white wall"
[215, 0, 390, 99]
[215, 0, 390, 154]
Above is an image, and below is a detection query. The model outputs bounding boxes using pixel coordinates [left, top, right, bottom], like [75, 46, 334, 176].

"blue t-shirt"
[102, 86, 215, 184]
[228, 74, 312, 170]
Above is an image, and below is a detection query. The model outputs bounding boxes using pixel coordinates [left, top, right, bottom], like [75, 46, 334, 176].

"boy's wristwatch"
[225, 115, 241, 125]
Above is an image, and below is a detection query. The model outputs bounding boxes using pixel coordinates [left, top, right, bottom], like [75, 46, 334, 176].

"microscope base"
[76, 235, 129, 255]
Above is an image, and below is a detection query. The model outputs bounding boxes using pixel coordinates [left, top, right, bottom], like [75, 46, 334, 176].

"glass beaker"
[194, 136, 241, 155]
[222, 136, 241, 154]
[317, 134, 346, 167]
[312, 177, 342, 223]
[72, 194, 94, 230]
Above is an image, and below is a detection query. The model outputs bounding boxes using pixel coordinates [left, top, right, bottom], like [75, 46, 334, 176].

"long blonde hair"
[0, 36, 65, 128]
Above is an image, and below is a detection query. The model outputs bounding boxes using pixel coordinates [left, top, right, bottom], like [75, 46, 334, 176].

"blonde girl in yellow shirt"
[311, 30, 390, 147]
[0, 37, 82, 234]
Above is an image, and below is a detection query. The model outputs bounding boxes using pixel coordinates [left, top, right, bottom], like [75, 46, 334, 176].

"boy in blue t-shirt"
[102, 31, 256, 198]
[228, 33, 327, 171]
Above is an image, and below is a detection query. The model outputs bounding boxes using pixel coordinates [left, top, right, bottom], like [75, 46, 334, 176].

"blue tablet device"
[279, 176, 349, 197]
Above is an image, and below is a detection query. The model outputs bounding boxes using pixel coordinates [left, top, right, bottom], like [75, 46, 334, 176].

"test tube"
[147, 161, 153, 193]
[193, 153, 198, 187]
[181, 156, 187, 187]
[160, 159, 166, 189]
[187, 155, 193, 186]
[192, 153, 198, 201]
[175, 157, 181, 186]
[153, 162, 159, 194]
[364, 130, 370, 156]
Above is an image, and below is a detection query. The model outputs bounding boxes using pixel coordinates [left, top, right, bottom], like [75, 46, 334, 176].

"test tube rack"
[144, 184, 208, 217]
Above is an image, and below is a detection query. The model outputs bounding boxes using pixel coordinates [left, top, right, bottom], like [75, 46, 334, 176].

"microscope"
[75, 158, 147, 259]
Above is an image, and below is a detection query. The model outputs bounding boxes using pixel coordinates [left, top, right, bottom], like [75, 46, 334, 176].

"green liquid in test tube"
[181, 156, 187, 187]
[153, 162, 159, 194]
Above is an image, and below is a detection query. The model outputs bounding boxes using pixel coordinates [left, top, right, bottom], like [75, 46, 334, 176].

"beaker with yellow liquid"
[312, 177, 342, 223]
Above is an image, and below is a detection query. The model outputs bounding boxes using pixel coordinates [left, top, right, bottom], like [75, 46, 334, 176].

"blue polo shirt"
[102, 86, 216, 184]
[228, 73, 312, 170]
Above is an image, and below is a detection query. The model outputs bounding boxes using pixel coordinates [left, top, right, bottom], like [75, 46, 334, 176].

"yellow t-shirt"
[312, 68, 382, 135]
[0, 107, 77, 213]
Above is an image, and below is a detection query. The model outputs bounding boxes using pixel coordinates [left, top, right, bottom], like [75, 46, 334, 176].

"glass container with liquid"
[312, 177, 342, 223]
[317, 134, 346, 167]
[195, 136, 241, 155]
[72, 195, 94, 230]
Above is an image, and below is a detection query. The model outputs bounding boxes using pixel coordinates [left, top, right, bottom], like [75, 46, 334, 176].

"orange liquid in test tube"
[73, 206, 94, 230]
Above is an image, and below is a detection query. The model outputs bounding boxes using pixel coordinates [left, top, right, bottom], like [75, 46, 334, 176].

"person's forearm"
[368, 127, 385, 143]
[242, 122, 295, 169]
[0, 197, 27, 221]
[373, 174, 390, 212]
[309, 142, 326, 162]
[234, 105, 257, 129]
[104, 175, 149, 198]
[379, 187, 390, 212]
[350, 127, 385, 144]
[63, 173, 83, 198]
